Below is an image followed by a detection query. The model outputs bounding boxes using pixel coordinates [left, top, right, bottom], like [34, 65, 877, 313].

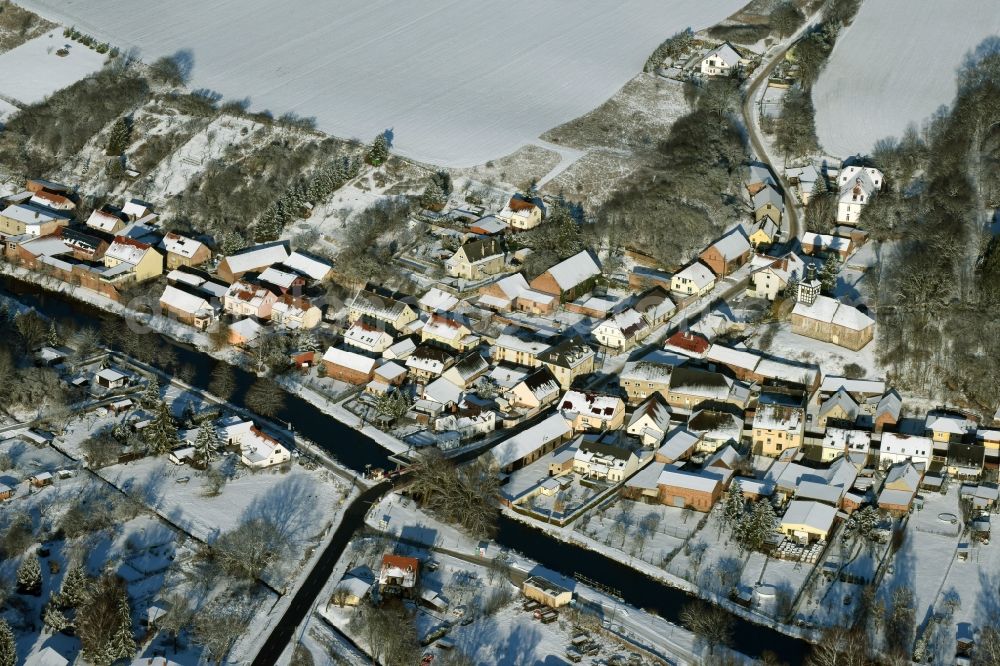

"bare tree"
[208, 518, 287, 580]
[408, 449, 500, 538]
[245, 378, 285, 418]
[679, 601, 734, 654]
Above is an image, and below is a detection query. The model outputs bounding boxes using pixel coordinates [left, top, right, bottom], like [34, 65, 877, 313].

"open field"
[16, 0, 746, 166]
[0, 28, 105, 104]
[812, 0, 1000, 158]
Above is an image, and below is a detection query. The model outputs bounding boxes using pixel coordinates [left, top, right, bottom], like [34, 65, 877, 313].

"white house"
[591, 308, 650, 350]
[220, 418, 292, 469]
[879, 432, 933, 469]
[572, 439, 641, 483]
[700, 42, 747, 77]
[343, 321, 395, 354]
[836, 165, 883, 225]
[748, 253, 804, 300]
[626, 394, 673, 446]
[670, 261, 716, 297]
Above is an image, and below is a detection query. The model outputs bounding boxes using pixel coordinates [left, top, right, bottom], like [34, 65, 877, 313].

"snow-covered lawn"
[18, 0, 746, 166]
[813, 0, 1000, 158]
[0, 29, 105, 105]
[751, 320, 879, 378]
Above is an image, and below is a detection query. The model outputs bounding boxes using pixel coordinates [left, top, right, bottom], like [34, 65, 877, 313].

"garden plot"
[0, 29, 105, 105]
[813, 0, 1000, 158]
[17, 0, 746, 166]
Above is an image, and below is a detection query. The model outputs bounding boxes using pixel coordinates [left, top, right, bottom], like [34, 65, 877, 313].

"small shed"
[168, 446, 195, 465]
[95, 367, 129, 389]
[30, 472, 54, 488]
[522, 575, 572, 608]
[0, 483, 14, 501]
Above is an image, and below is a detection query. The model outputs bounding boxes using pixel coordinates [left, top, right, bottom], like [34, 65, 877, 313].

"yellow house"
[420, 314, 476, 351]
[496, 196, 542, 231]
[749, 216, 779, 247]
[780, 500, 836, 543]
[522, 576, 572, 608]
[104, 236, 164, 283]
[925, 413, 976, 444]
[753, 401, 804, 457]
[537, 336, 595, 389]
[0, 203, 72, 237]
[348, 290, 418, 331]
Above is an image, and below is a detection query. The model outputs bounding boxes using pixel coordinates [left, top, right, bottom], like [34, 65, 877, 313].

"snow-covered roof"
[593, 308, 648, 339]
[281, 250, 332, 281]
[122, 199, 152, 219]
[925, 413, 976, 435]
[96, 368, 127, 382]
[222, 242, 289, 275]
[422, 314, 469, 342]
[491, 413, 572, 469]
[19, 234, 70, 258]
[350, 289, 412, 321]
[374, 361, 407, 381]
[621, 352, 685, 383]
[792, 295, 873, 331]
[884, 461, 921, 490]
[819, 376, 886, 396]
[160, 285, 213, 316]
[0, 202, 71, 226]
[161, 232, 205, 259]
[229, 318, 263, 342]
[795, 480, 843, 505]
[819, 389, 859, 420]
[423, 376, 463, 405]
[418, 287, 458, 312]
[258, 266, 301, 289]
[751, 185, 784, 211]
[703, 42, 743, 67]
[823, 427, 870, 452]
[345, 321, 394, 348]
[543, 250, 601, 291]
[225, 280, 275, 309]
[657, 466, 720, 493]
[559, 390, 621, 420]
[322, 347, 376, 374]
[490, 274, 529, 300]
[105, 236, 154, 265]
[86, 208, 125, 232]
[494, 333, 549, 356]
[753, 402, 802, 432]
[880, 432, 933, 458]
[672, 261, 714, 288]
[627, 394, 673, 433]
[706, 344, 760, 372]
[802, 232, 851, 251]
[656, 427, 699, 462]
[384, 337, 417, 359]
[781, 500, 836, 533]
[708, 229, 751, 261]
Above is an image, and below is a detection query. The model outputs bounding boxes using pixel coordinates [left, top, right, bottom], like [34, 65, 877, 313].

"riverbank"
[502, 505, 821, 644]
[0, 264, 414, 457]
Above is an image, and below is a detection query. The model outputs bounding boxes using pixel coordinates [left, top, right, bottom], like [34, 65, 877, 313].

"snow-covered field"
[0, 29, 105, 105]
[17, 0, 746, 166]
[813, 0, 1000, 158]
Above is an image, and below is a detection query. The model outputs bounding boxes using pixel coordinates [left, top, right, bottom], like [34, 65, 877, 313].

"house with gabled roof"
[442, 352, 489, 389]
[752, 185, 784, 223]
[159, 284, 217, 330]
[879, 432, 933, 469]
[529, 250, 601, 301]
[666, 366, 741, 411]
[343, 320, 395, 354]
[688, 404, 744, 453]
[491, 412, 573, 473]
[781, 499, 836, 543]
[654, 427, 700, 464]
[492, 331, 549, 368]
[85, 205, 129, 234]
[446, 237, 505, 280]
[558, 390, 625, 432]
[749, 215, 780, 248]
[418, 287, 459, 314]
[496, 194, 543, 230]
[657, 465, 723, 511]
[627, 393, 673, 446]
[836, 165, 883, 225]
[60, 226, 111, 262]
[573, 436, 642, 483]
[874, 390, 902, 433]
[878, 461, 922, 515]
[270, 295, 322, 330]
[281, 250, 333, 282]
[748, 252, 804, 300]
[224, 280, 279, 320]
[421, 314, 477, 351]
[507, 366, 561, 411]
[162, 232, 211, 269]
[348, 289, 419, 331]
[753, 392, 805, 457]
[633, 285, 676, 326]
[216, 242, 289, 283]
[405, 345, 456, 381]
[620, 350, 685, 404]
[670, 261, 715, 297]
[818, 388, 860, 428]
[0, 202, 72, 237]
[700, 42, 748, 77]
[538, 335, 595, 389]
[664, 330, 710, 358]
[322, 347, 377, 385]
[699, 229, 752, 278]
[791, 295, 874, 351]
[478, 273, 530, 312]
[104, 235, 164, 282]
[592, 308, 649, 351]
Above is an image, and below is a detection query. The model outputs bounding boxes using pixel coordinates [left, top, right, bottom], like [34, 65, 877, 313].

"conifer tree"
[46, 320, 61, 347]
[16, 554, 42, 595]
[147, 401, 179, 454]
[722, 479, 745, 535]
[367, 133, 389, 166]
[140, 379, 160, 408]
[59, 565, 91, 608]
[43, 603, 70, 633]
[194, 424, 221, 465]
[108, 585, 136, 663]
[106, 117, 131, 156]
[820, 255, 840, 293]
[0, 619, 16, 666]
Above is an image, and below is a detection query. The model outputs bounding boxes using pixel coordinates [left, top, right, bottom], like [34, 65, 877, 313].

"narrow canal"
[0, 276, 810, 663]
